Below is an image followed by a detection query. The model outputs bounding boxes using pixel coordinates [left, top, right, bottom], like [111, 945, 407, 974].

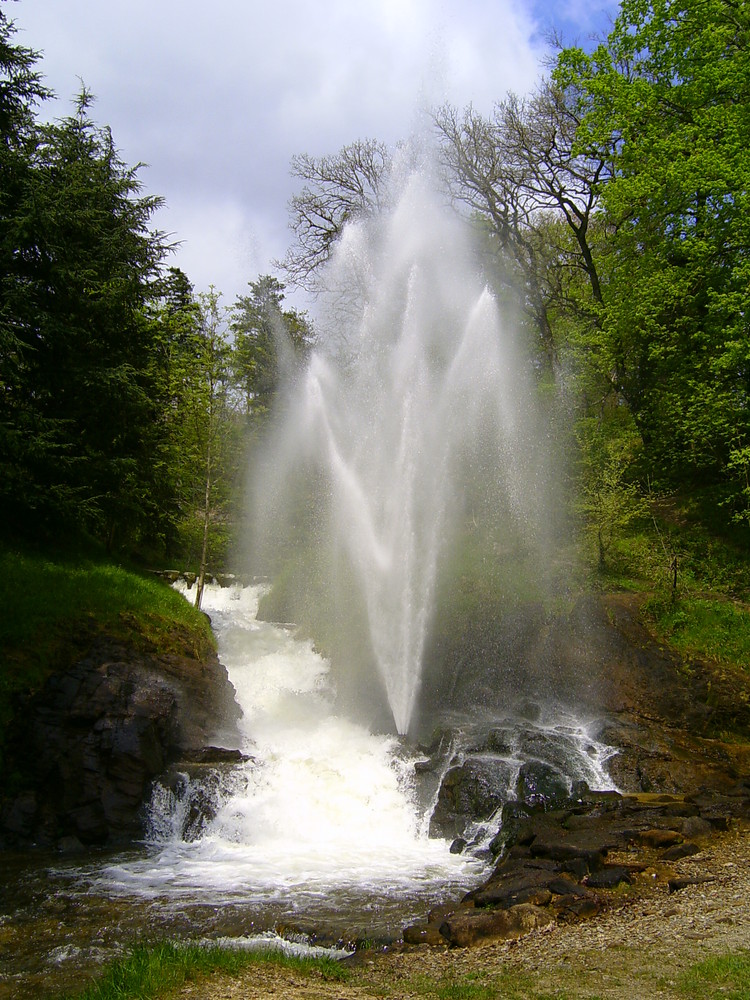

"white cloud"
[10, 0, 592, 305]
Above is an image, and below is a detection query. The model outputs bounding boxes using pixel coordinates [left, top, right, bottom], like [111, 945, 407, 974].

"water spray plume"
[253, 170, 548, 734]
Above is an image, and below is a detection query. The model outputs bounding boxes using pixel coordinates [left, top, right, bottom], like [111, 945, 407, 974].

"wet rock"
[440, 903, 554, 947]
[429, 756, 513, 840]
[516, 760, 570, 810]
[1, 636, 241, 847]
[56, 835, 85, 854]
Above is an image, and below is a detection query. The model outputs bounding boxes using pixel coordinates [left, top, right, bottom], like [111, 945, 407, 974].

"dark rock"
[1, 636, 241, 847]
[585, 866, 632, 889]
[429, 755, 514, 840]
[450, 838, 467, 854]
[661, 842, 701, 861]
[529, 839, 606, 872]
[516, 760, 570, 810]
[57, 835, 85, 854]
[547, 876, 590, 897]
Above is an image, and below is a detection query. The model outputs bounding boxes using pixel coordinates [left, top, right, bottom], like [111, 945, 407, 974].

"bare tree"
[278, 138, 392, 291]
[434, 78, 609, 368]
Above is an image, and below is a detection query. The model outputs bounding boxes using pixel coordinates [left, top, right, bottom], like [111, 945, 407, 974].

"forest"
[1, 0, 748, 618]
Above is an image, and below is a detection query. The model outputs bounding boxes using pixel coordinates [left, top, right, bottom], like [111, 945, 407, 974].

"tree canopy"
[3, 0, 749, 569]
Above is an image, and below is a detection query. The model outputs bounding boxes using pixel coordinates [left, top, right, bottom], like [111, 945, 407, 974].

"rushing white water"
[92, 582, 488, 930]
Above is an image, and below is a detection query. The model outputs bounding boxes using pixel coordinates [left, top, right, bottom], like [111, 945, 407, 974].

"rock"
[669, 876, 717, 893]
[529, 838, 607, 873]
[440, 903, 554, 947]
[681, 816, 713, 839]
[585, 866, 632, 889]
[547, 876, 590, 897]
[57, 835, 85, 854]
[1, 636, 241, 847]
[516, 760, 570, 810]
[429, 756, 514, 840]
[661, 842, 701, 861]
[552, 894, 602, 921]
[403, 924, 447, 946]
[473, 885, 553, 909]
[639, 828, 683, 849]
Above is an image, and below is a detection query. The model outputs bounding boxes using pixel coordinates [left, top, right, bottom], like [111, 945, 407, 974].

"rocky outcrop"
[1, 637, 240, 848]
[404, 785, 750, 948]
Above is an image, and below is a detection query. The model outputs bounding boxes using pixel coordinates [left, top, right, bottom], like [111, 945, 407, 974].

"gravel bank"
[173, 820, 750, 999]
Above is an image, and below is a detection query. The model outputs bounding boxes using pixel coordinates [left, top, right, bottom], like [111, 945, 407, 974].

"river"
[0, 581, 616, 999]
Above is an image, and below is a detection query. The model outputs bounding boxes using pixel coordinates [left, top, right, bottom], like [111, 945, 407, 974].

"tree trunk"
[195, 438, 212, 610]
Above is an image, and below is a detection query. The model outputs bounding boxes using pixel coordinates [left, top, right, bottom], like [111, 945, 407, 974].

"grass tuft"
[58, 941, 348, 1000]
[678, 950, 750, 999]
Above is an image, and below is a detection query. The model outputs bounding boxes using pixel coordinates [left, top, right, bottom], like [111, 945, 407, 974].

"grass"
[0, 543, 215, 768]
[56, 941, 348, 1000]
[589, 492, 750, 675]
[644, 596, 750, 669]
[678, 950, 750, 999]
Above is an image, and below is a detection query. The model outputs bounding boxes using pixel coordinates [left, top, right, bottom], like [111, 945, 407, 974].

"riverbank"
[161, 819, 750, 999]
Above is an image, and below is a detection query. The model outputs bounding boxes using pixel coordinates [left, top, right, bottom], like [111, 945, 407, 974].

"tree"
[434, 79, 609, 371]
[171, 290, 240, 606]
[0, 87, 169, 544]
[556, 0, 750, 485]
[231, 275, 313, 418]
[577, 423, 649, 568]
[278, 139, 392, 290]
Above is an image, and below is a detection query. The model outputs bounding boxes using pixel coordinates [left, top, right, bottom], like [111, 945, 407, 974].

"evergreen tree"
[231, 275, 313, 419]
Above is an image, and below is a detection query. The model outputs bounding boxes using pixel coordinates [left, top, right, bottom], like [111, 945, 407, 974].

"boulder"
[638, 828, 683, 849]
[440, 903, 554, 947]
[429, 755, 513, 840]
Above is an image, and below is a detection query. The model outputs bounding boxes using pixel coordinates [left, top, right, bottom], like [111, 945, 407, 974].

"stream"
[0, 582, 617, 999]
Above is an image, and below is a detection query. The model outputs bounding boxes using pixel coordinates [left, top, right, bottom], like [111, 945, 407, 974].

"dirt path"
[171, 821, 750, 1000]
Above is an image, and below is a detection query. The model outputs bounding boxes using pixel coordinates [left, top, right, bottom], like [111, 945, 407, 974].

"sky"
[8, 0, 618, 312]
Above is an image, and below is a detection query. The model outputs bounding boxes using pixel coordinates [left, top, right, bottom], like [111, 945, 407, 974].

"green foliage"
[644, 597, 750, 669]
[166, 289, 244, 596]
[231, 274, 313, 418]
[556, 0, 750, 487]
[727, 445, 750, 529]
[678, 950, 750, 999]
[58, 941, 348, 1000]
[0, 542, 214, 771]
[0, 85, 169, 546]
[576, 423, 649, 569]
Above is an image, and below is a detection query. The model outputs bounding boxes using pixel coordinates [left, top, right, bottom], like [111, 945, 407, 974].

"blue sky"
[8, 0, 619, 309]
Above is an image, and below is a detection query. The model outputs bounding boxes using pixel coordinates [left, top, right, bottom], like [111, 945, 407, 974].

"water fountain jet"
[252, 171, 551, 735]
